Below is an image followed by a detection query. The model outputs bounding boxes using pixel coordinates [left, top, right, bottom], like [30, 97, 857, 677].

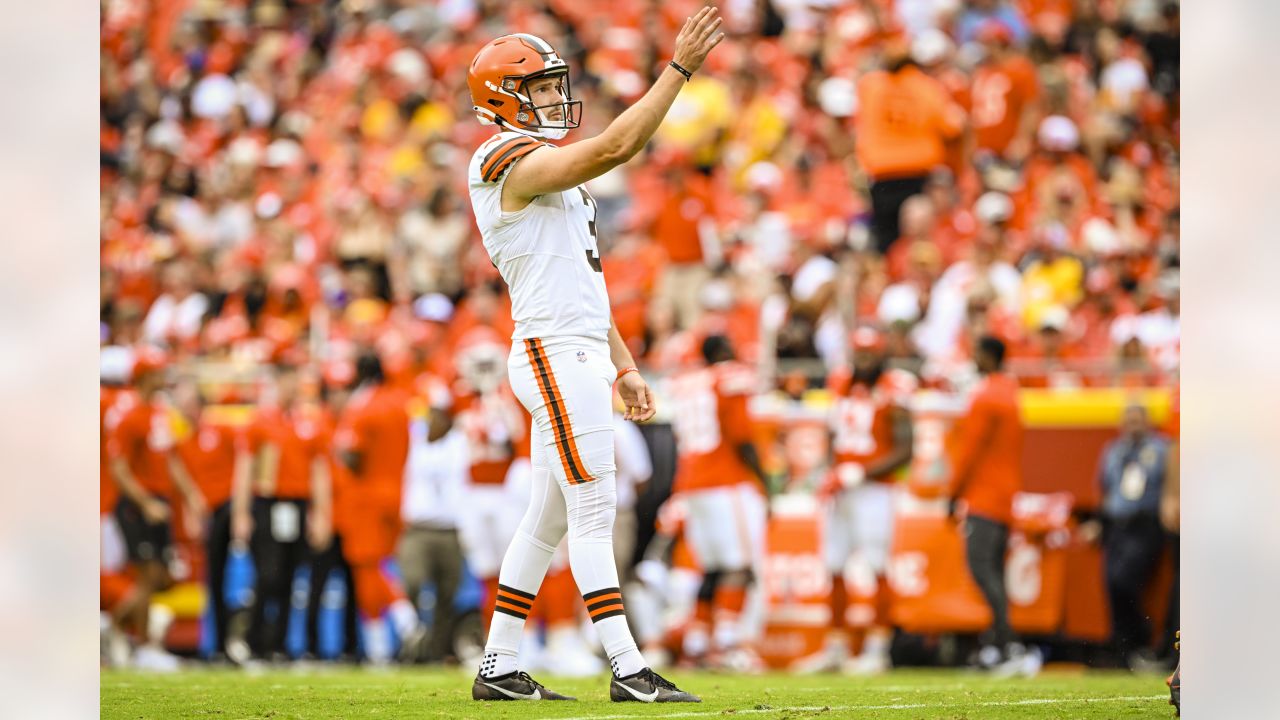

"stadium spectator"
[1080, 404, 1173, 669]
[855, 39, 965, 255]
[172, 376, 243, 661]
[398, 376, 468, 664]
[946, 335, 1027, 673]
[104, 348, 206, 671]
[237, 363, 332, 660]
[334, 351, 422, 665]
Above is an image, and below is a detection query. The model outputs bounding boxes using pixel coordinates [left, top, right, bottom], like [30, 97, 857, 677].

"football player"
[663, 334, 768, 671]
[463, 8, 723, 703]
[800, 327, 915, 674]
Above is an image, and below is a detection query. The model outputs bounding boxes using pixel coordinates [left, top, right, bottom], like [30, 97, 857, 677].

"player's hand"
[141, 497, 170, 524]
[231, 508, 254, 543]
[618, 371, 657, 423]
[1078, 519, 1102, 544]
[308, 511, 333, 551]
[672, 6, 726, 75]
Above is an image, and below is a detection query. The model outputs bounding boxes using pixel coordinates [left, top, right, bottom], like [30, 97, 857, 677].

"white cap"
[912, 29, 954, 66]
[264, 139, 303, 169]
[1038, 115, 1080, 152]
[1039, 305, 1070, 331]
[145, 120, 185, 154]
[412, 293, 454, 323]
[226, 136, 262, 167]
[975, 191, 1014, 224]
[100, 346, 135, 384]
[1082, 216, 1120, 255]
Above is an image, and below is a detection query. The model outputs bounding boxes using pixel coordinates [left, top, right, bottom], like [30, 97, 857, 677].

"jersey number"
[832, 398, 877, 456]
[578, 187, 603, 272]
[669, 372, 720, 455]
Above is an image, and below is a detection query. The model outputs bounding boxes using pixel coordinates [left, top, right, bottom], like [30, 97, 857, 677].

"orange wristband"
[616, 367, 639, 382]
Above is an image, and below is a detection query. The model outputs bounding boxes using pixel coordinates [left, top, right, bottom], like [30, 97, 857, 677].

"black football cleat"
[610, 667, 701, 703]
[1167, 630, 1180, 716]
[472, 671, 576, 701]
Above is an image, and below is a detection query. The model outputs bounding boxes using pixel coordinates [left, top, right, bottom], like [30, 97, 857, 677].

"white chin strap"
[533, 106, 569, 140]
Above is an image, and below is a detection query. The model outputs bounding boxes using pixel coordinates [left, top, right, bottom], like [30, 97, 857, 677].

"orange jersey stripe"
[484, 141, 543, 182]
[480, 137, 530, 179]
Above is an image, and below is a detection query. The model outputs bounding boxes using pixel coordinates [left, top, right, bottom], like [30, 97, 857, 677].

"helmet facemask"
[493, 69, 582, 140]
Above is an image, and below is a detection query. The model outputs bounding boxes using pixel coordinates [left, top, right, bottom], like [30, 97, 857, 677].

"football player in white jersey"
[462, 8, 724, 704]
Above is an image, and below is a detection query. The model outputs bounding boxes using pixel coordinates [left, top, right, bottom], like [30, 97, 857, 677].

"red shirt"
[670, 362, 759, 493]
[179, 419, 242, 509]
[652, 173, 714, 265]
[335, 383, 410, 504]
[249, 405, 331, 500]
[105, 393, 176, 497]
[827, 368, 917, 478]
[948, 373, 1023, 524]
[971, 55, 1039, 155]
[101, 387, 123, 514]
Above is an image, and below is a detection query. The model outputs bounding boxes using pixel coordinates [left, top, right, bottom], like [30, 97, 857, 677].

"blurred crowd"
[100, 0, 1179, 671]
[101, 0, 1179, 391]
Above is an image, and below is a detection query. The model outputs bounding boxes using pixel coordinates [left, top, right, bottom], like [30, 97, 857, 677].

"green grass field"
[101, 667, 1174, 719]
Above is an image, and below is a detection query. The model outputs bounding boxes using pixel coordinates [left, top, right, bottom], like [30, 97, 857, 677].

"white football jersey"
[468, 131, 611, 342]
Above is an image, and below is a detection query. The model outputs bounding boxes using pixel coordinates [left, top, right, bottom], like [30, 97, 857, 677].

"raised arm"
[503, 7, 725, 205]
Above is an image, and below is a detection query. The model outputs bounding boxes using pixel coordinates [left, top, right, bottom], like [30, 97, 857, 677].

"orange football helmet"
[467, 34, 581, 140]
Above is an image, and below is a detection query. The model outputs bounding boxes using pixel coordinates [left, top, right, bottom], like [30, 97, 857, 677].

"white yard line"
[556, 694, 1167, 720]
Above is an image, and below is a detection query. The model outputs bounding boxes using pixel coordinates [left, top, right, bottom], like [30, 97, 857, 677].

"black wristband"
[668, 60, 693, 81]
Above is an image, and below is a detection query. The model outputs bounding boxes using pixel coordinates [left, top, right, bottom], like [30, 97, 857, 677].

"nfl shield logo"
[576, 351, 587, 363]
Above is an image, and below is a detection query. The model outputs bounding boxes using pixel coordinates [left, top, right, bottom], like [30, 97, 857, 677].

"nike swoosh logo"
[483, 682, 541, 700]
[618, 682, 658, 702]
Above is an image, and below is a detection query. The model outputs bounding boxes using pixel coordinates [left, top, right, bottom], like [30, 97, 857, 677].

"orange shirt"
[669, 362, 759, 493]
[652, 173, 715, 265]
[948, 373, 1023, 524]
[454, 389, 526, 485]
[248, 405, 330, 500]
[971, 55, 1039, 155]
[179, 419, 242, 509]
[101, 386, 123, 514]
[104, 393, 175, 497]
[827, 368, 916, 477]
[335, 383, 411, 503]
[855, 66, 964, 180]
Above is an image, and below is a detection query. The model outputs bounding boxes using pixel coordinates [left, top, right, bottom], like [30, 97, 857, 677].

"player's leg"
[520, 338, 697, 702]
[844, 483, 894, 675]
[964, 515, 1015, 666]
[476, 428, 567, 677]
[796, 491, 856, 673]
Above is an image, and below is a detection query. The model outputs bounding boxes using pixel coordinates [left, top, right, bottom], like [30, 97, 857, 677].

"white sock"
[479, 650, 519, 678]
[389, 599, 419, 639]
[609, 643, 646, 678]
[482, 528, 557, 658]
[362, 618, 392, 664]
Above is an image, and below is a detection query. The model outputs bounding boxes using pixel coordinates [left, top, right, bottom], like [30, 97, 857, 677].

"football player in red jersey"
[798, 327, 915, 674]
[664, 334, 768, 671]
[104, 347, 207, 669]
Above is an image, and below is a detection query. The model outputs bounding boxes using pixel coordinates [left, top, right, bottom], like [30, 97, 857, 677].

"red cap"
[131, 346, 170, 383]
[851, 326, 886, 352]
[977, 20, 1014, 45]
